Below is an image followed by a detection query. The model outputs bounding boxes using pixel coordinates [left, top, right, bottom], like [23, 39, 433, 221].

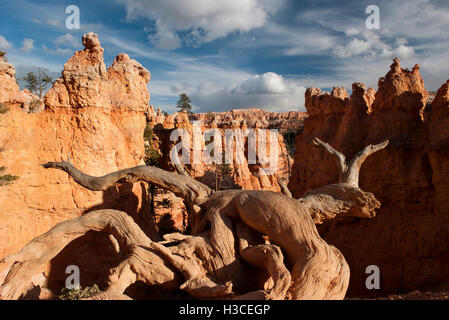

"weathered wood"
[41, 160, 212, 205]
[312, 137, 389, 187]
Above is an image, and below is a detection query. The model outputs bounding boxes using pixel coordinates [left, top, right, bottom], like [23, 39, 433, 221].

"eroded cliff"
[289, 58, 449, 297]
[0, 33, 154, 264]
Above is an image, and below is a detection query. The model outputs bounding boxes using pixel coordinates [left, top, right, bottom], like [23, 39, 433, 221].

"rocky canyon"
[1, 32, 449, 300]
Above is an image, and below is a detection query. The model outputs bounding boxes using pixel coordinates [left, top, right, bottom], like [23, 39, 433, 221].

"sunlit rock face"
[0, 33, 154, 262]
[148, 108, 307, 192]
[289, 58, 448, 297]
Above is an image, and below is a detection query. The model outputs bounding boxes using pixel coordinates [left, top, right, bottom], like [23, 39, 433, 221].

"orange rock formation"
[0, 33, 154, 264]
[289, 58, 447, 297]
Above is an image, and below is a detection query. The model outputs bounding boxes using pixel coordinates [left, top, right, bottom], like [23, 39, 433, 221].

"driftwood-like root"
[235, 223, 291, 300]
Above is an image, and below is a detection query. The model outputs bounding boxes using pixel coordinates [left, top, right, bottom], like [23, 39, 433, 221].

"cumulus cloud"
[54, 33, 80, 48]
[117, 0, 269, 48]
[42, 44, 73, 55]
[332, 28, 415, 61]
[333, 39, 371, 58]
[345, 28, 360, 36]
[148, 21, 181, 50]
[20, 38, 34, 53]
[231, 72, 289, 95]
[189, 72, 306, 113]
[0, 35, 12, 50]
[41, 33, 81, 56]
[381, 44, 415, 59]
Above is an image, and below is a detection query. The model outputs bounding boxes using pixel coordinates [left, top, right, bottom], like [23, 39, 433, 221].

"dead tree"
[0, 138, 388, 300]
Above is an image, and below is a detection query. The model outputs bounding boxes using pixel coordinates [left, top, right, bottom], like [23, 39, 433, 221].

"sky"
[0, 0, 448, 113]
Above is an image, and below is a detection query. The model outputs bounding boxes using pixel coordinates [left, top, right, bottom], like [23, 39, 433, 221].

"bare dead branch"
[236, 223, 291, 300]
[41, 161, 212, 205]
[312, 137, 389, 187]
[312, 137, 347, 176]
[277, 178, 292, 198]
[173, 158, 190, 177]
[344, 140, 389, 187]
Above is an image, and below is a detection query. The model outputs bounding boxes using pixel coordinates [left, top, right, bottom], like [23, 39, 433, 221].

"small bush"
[144, 145, 160, 166]
[0, 103, 9, 114]
[59, 284, 100, 300]
[0, 108, 19, 186]
[0, 173, 19, 186]
[28, 98, 43, 112]
[143, 124, 154, 141]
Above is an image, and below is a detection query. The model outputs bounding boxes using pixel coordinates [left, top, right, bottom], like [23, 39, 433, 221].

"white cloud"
[20, 38, 34, 53]
[381, 44, 415, 59]
[41, 33, 81, 56]
[47, 19, 62, 27]
[332, 28, 415, 61]
[54, 33, 80, 48]
[345, 28, 360, 36]
[333, 39, 371, 58]
[231, 72, 289, 95]
[0, 35, 12, 50]
[244, 22, 339, 56]
[189, 72, 306, 113]
[117, 0, 269, 48]
[148, 21, 181, 50]
[42, 44, 73, 55]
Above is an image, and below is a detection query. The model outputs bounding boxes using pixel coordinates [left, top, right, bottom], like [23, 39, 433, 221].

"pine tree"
[22, 72, 38, 94]
[22, 68, 53, 98]
[176, 93, 192, 113]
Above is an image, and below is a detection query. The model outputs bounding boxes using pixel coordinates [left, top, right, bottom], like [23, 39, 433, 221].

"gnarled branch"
[41, 160, 212, 206]
[277, 178, 292, 198]
[345, 140, 389, 187]
[312, 137, 389, 187]
[297, 137, 388, 224]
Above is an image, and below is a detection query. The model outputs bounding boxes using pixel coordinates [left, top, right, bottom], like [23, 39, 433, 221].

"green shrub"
[144, 145, 160, 166]
[59, 284, 100, 300]
[0, 103, 9, 114]
[143, 124, 154, 141]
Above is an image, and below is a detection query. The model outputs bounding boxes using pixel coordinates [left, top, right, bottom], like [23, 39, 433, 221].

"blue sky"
[1, 0, 448, 113]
